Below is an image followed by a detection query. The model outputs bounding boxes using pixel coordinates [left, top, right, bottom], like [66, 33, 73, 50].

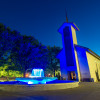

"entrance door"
[68, 71, 76, 80]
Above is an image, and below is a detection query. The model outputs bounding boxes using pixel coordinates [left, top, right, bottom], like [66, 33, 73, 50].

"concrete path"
[0, 82, 100, 100]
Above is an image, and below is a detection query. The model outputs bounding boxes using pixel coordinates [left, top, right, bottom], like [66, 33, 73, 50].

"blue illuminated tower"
[57, 21, 79, 80]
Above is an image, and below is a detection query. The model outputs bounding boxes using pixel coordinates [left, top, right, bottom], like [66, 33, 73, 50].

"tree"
[46, 46, 61, 77]
[0, 23, 61, 78]
[23, 35, 39, 46]
[0, 23, 48, 77]
[10, 37, 48, 77]
[0, 24, 21, 67]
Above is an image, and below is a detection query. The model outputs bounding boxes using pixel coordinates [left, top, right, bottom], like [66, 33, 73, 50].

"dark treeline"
[0, 23, 61, 77]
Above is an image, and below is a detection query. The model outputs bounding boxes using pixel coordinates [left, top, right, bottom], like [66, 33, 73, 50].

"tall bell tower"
[57, 17, 79, 80]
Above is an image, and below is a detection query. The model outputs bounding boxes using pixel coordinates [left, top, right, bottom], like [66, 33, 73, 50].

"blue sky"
[0, 0, 100, 55]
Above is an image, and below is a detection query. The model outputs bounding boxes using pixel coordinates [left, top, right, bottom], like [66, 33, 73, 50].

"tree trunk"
[23, 71, 26, 77]
[23, 66, 27, 77]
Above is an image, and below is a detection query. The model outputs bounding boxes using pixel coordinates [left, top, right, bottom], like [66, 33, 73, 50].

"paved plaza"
[0, 82, 100, 100]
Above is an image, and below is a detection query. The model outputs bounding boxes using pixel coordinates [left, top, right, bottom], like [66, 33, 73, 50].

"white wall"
[86, 52, 100, 82]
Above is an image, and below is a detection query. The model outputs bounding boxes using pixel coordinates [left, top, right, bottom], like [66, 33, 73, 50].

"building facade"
[57, 22, 100, 82]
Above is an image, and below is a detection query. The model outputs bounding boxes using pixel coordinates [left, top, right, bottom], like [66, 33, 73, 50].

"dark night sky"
[0, 0, 100, 55]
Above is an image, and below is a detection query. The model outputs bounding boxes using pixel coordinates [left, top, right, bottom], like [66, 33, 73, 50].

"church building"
[57, 19, 100, 82]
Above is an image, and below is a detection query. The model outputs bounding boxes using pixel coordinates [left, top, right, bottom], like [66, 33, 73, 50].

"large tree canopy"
[0, 23, 61, 78]
[0, 23, 48, 77]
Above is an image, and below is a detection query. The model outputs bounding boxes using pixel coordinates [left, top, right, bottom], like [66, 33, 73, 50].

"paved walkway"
[0, 82, 100, 100]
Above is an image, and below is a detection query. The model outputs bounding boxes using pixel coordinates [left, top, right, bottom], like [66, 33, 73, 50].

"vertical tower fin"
[65, 9, 68, 22]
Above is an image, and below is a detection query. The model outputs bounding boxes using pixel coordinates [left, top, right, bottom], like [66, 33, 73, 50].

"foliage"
[0, 23, 61, 77]
[45, 46, 61, 76]
[10, 41, 48, 73]
[0, 64, 23, 77]
[0, 23, 49, 77]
